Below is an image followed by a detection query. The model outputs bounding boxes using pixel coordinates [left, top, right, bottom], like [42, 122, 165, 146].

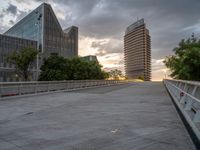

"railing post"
[193, 110, 200, 122]
[178, 82, 181, 88]
[179, 84, 188, 102]
[72, 80, 75, 89]
[0, 83, 2, 97]
[183, 86, 198, 109]
[180, 95, 186, 104]
[184, 98, 193, 110]
[65, 81, 68, 90]
[192, 86, 197, 96]
[35, 82, 37, 94]
[19, 83, 22, 95]
[47, 81, 50, 92]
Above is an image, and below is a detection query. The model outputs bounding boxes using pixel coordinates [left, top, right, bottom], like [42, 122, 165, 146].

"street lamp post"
[35, 11, 42, 80]
[36, 23, 40, 80]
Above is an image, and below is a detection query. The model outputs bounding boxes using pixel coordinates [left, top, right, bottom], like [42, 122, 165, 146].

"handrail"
[166, 79, 200, 87]
[166, 80, 200, 103]
[164, 79, 200, 144]
[0, 80, 126, 99]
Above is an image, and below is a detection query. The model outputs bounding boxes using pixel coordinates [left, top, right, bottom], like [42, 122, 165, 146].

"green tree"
[108, 69, 123, 80]
[7, 47, 38, 81]
[164, 35, 200, 81]
[39, 54, 68, 81]
[138, 75, 144, 81]
[39, 56, 108, 81]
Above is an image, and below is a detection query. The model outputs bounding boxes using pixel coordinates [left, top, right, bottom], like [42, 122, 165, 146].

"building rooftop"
[125, 18, 144, 35]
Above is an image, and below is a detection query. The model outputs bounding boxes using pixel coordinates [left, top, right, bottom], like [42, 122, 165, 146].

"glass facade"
[4, 3, 78, 59]
[42, 5, 78, 58]
[64, 26, 78, 57]
[0, 35, 37, 82]
[4, 5, 43, 49]
[1, 3, 78, 82]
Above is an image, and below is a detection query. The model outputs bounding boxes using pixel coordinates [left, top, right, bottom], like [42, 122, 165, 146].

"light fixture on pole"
[35, 11, 42, 80]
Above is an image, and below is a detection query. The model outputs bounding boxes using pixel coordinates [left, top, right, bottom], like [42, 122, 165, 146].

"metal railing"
[164, 79, 200, 142]
[0, 80, 126, 99]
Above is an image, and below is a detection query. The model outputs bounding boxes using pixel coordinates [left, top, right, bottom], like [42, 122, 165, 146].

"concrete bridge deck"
[0, 82, 196, 150]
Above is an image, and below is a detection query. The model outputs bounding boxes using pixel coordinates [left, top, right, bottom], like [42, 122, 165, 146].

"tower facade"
[124, 19, 151, 81]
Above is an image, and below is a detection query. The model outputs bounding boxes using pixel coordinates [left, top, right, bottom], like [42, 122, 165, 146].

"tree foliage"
[39, 54, 68, 81]
[138, 75, 144, 81]
[39, 55, 108, 81]
[7, 47, 38, 81]
[164, 35, 200, 81]
[108, 69, 123, 80]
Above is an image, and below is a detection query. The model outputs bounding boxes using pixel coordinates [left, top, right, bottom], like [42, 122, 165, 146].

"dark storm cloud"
[48, 0, 200, 58]
[0, 3, 28, 33]
[9, 20, 14, 25]
[4, 0, 200, 59]
[0, 14, 4, 18]
[0, 3, 18, 19]
[91, 39, 123, 56]
[6, 3, 17, 15]
[16, 10, 28, 22]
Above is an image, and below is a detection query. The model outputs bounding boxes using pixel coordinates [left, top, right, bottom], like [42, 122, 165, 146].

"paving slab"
[0, 82, 195, 150]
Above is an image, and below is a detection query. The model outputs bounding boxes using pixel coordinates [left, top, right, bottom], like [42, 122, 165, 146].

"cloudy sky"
[0, 0, 200, 80]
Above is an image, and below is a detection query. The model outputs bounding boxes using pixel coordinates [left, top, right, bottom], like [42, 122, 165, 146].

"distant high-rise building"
[0, 3, 78, 82]
[124, 19, 151, 81]
[81, 55, 98, 62]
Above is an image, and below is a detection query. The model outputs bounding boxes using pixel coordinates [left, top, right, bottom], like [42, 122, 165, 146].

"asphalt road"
[0, 82, 195, 150]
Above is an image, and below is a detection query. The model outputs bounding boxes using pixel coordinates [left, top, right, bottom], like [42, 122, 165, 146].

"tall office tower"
[124, 19, 151, 81]
[0, 3, 78, 81]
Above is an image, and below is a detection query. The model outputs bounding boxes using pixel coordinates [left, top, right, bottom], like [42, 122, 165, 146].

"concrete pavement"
[0, 82, 196, 150]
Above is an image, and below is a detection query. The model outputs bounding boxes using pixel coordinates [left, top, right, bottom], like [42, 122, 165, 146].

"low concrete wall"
[0, 80, 126, 99]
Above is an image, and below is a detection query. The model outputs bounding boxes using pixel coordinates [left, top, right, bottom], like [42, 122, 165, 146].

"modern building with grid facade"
[124, 19, 151, 81]
[0, 3, 78, 82]
[82, 55, 98, 62]
[0, 35, 37, 82]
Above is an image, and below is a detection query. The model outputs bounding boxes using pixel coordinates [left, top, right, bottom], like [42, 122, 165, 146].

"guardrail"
[164, 79, 200, 146]
[0, 80, 126, 99]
